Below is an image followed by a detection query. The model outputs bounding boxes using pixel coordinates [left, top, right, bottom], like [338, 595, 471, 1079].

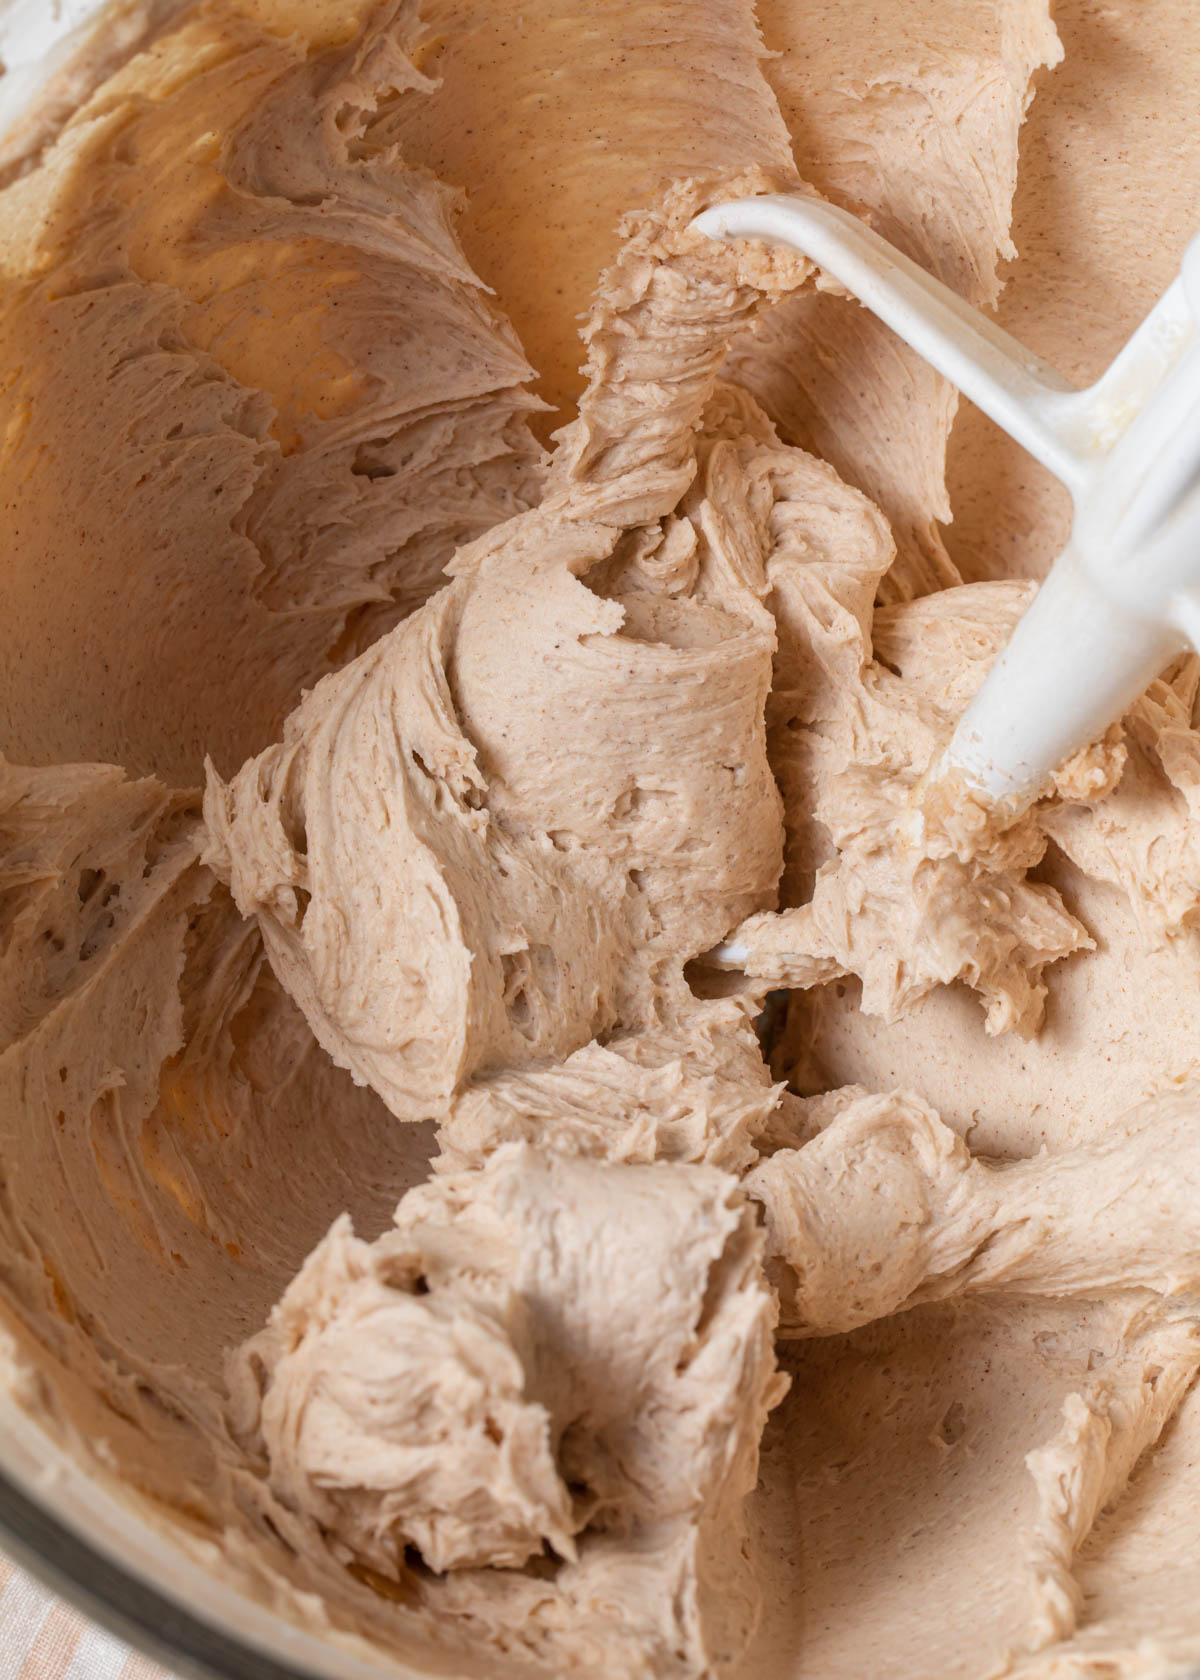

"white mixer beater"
[693, 194, 1200, 818]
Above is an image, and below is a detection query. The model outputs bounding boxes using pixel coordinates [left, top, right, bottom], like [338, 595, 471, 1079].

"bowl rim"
[0, 1460, 313, 1680]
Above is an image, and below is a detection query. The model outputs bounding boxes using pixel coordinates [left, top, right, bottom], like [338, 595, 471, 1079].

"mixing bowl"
[2, 6, 1199, 1680]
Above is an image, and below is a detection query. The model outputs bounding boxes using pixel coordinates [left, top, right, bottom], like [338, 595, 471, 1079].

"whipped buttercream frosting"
[1, 1, 1200, 1677]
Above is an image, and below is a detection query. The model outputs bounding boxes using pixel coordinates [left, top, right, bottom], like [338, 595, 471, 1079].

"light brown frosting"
[230, 1143, 784, 1673]
[1, 2, 1200, 1679]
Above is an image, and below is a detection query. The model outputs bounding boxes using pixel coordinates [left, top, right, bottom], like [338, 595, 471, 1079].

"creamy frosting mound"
[232, 1194, 578, 1577]
[3, 3, 1200, 1680]
[724, 492, 1093, 1036]
[750, 1085, 1200, 1334]
[232, 1144, 784, 1673]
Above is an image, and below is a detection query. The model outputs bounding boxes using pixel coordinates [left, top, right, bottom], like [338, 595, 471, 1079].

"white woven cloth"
[0, 1551, 167, 1680]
